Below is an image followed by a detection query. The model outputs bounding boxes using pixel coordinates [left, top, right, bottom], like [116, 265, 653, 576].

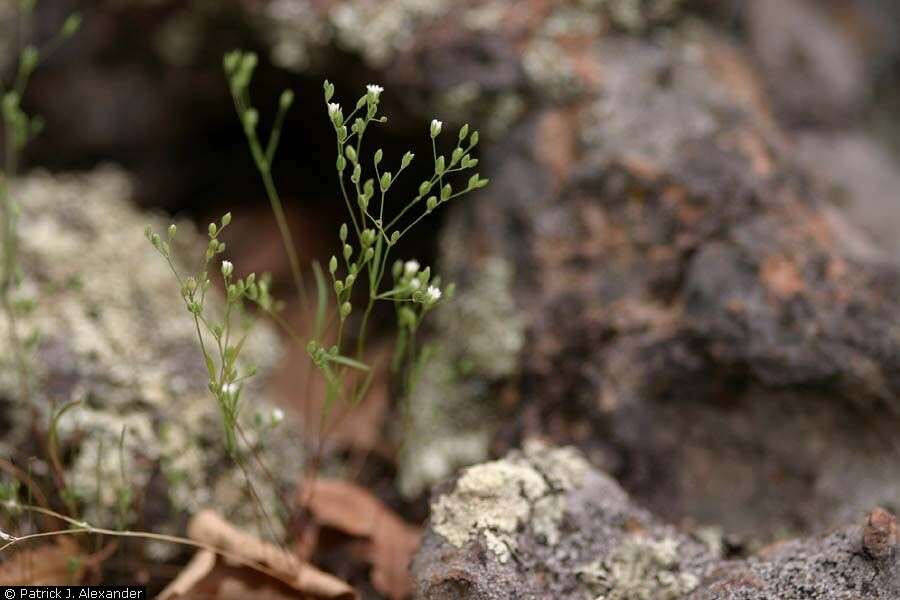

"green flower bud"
[345, 145, 357, 163]
[374, 149, 383, 165]
[329, 256, 338, 274]
[224, 51, 240, 75]
[459, 124, 469, 141]
[279, 90, 295, 111]
[339, 223, 348, 242]
[401, 151, 414, 169]
[243, 108, 258, 132]
[20, 46, 38, 75]
[336, 155, 346, 171]
[221, 212, 232, 226]
[470, 131, 480, 146]
[343, 244, 353, 260]
[61, 13, 82, 38]
[323, 80, 335, 102]
[208, 223, 217, 237]
[390, 231, 400, 245]
[340, 302, 352, 319]
[426, 196, 437, 211]
[430, 119, 442, 138]
[167, 224, 177, 239]
[435, 156, 445, 175]
[441, 183, 452, 200]
[334, 280, 344, 294]
[380, 172, 392, 192]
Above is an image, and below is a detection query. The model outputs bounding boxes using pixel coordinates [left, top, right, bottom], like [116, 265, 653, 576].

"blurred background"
[4, 0, 900, 596]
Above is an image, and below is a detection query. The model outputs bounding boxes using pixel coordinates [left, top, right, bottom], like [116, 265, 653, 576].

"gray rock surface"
[0, 167, 302, 555]
[415, 444, 900, 599]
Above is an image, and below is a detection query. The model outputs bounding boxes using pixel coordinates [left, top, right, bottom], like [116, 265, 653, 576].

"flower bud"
[221, 261, 234, 278]
[279, 90, 294, 111]
[401, 151, 414, 169]
[430, 119, 442, 138]
[61, 13, 82, 38]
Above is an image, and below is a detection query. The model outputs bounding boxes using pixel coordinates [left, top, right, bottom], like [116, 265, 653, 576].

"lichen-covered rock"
[415, 442, 717, 599]
[415, 445, 900, 599]
[0, 167, 302, 553]
[424, 17, 900, 544]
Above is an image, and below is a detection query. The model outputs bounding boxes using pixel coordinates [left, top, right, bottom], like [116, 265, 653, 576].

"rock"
[0, 167, 302, 556]
[414, 442, 717, 599]
[414, 445, 900, 599]
[407, 14, 900, 542]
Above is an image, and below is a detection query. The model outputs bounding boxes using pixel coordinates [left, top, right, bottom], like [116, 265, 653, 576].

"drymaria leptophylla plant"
[147, 50, 489, 507]
[220, 49, 487, 411]
[0, 1, 81, 402]
[145, 215, 267, 458]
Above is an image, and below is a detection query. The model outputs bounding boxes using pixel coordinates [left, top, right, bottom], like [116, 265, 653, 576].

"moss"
[430, 442, 590, 563]
[0, 167, 302, 552]
[577, 536, 700, 600]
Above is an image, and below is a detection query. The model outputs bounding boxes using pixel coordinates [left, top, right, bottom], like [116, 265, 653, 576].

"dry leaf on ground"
[0, 538, 85, 585]
[298, 479, 421, 600]
[159, 510, 356, 600]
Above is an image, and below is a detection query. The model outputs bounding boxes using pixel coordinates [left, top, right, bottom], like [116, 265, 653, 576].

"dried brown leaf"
[160, 510, 356, 600]
[300, 479, 421, 600]
[0, 538, 84, 585]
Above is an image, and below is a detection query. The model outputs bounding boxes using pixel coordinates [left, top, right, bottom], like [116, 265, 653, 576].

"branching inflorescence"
[145, 50, 490, 536]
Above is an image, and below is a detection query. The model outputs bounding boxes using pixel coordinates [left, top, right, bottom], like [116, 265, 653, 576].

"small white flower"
[425, 285, 442, 303]
[430, 119, 443, 137]
[409, 278, 421, 290]
[271, 408, 285, 425]
[404, 260, 420, 276]
[366, 84, 384, 100]
[221, 260, 234, 278]
[328, 102, 342, 118]
[222, 382, 238, 396]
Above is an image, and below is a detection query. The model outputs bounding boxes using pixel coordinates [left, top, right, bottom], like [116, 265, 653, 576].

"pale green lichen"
[397, 255, 525, 497]
[584, 0, 684, 32]
[522, 6, 603, 101]
[578, 536, 700, 600]
[262, 0, 450, 70]
[430, 443, 590, 563]
[0, 167, 302, 551]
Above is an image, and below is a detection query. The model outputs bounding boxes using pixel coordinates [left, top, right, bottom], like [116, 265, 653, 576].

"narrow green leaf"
[312, 260, 327, 340]
[328, 354, 371, 371]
